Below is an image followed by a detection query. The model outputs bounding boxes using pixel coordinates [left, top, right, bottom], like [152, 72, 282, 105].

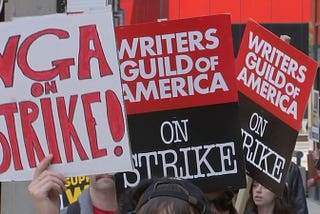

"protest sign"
[61, 176, 90, 207]
[115, 14, 246, 193]
[236, 19, 318, 195]
[0, 9, 133, 181]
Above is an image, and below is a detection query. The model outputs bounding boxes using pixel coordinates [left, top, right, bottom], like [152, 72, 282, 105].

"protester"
[307, 149, 320, 187]
[118, 178, 157, 214]
[205, 190, 238, 214]
[278, 34, 309, 214]
[285, 162, 309, 213]
[28, 154, 118, 214]
[244, 180, 294, 214]
[29, 155, 211, 214]
[127, 177, 210, 214]
[311, 149, 320, 169]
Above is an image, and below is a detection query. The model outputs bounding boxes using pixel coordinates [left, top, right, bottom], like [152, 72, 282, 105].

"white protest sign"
[0, 9, 133, 181]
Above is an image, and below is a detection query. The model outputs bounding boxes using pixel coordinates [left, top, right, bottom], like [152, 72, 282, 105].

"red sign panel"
[116, 14, 238, 115]
[236, 19, 318, 131]
[115, 14, 246, 193]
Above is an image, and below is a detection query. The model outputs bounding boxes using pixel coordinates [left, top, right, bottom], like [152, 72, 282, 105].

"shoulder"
[77, 189, 94, 213]
[60, 206, 68, 214]
[244, 210, 256, 214]
[64, 201, 80, 214]
[60, 189, 90, 214]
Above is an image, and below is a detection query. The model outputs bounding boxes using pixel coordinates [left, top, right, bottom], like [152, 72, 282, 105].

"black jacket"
[286, 162, 308, 214]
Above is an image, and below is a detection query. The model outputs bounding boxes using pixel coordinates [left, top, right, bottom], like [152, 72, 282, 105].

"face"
[252, 181, 276, 208]
[89, 173, 116, 193]
[205, 191, 233, 214]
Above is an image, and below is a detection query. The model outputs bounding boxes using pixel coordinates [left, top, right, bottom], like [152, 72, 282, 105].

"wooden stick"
[235, 176, 252, 214]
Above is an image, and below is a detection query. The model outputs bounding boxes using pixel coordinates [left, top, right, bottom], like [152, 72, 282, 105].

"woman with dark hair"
[244, 180, 294, 214]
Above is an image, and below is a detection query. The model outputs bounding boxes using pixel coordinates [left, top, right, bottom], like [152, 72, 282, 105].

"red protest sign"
[236, 19, 318, 131]
[236, 19, 318, 196]
[115, 14, 246, 193]
[117, 15, 238, 115]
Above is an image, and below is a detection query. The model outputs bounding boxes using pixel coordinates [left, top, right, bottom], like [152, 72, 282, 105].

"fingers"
[29, 169, 66, 200]
[28, 154, 68, 214]
[36, 170, 66, 192]
[38, 170, 66, 187]
[29, 154, 66, 200]
[33, 154, 53, 179]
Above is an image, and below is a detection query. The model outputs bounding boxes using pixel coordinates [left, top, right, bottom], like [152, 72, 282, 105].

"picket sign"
[0, 6, 133, 181]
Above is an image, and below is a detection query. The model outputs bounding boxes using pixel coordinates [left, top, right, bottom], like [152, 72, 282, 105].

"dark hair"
[206, 191, 238, 214]
[118, 178, 157, 214]
[245, 181, 294, 214]
[121, 177, 209, 214]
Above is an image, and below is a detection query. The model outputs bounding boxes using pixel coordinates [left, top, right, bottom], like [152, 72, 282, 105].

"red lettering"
[106, 90, 125, 142]
[82, 92, 107, 158]
[78, 25, 112, 79]
[0, 103, 23, 170]
[57, 96, 88, 162]
[17, 29, 75, 81]
[40, 98, 62, 163]
[0, 36, 20, 87]
[45, 81, 57, 94]
[0, 132, 11, 173]
[19, 101, 45, 168]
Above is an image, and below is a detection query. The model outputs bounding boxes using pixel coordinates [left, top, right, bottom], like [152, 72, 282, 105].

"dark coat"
[286, 162, 308, 214]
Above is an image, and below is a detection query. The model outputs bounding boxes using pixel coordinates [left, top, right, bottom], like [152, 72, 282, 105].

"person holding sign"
[28, 155, 118, 214]
[279, 34, 309, 214]
[29, 156, 210, 214]
[244, 180, 293, 214]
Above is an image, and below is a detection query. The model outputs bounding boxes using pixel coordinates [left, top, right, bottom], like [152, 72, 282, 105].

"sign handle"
[235, 175, 252, 214]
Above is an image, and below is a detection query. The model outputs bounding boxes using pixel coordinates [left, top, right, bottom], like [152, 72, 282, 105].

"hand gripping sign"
[0, 9, 132, 181]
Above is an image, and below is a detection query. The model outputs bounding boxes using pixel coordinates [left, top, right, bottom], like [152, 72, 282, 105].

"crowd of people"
[28, 153, 310, 214]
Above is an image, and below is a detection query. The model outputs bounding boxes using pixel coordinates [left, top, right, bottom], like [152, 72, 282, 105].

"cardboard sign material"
[0, 9, 132, 181]
[236, 19, 318, 195]
[115, 14, 246, 193]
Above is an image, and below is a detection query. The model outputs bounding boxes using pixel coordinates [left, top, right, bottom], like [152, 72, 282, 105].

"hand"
[28, 154, 66, 214]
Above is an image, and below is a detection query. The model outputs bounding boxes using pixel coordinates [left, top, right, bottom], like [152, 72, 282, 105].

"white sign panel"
[0, 9, 132, 181]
